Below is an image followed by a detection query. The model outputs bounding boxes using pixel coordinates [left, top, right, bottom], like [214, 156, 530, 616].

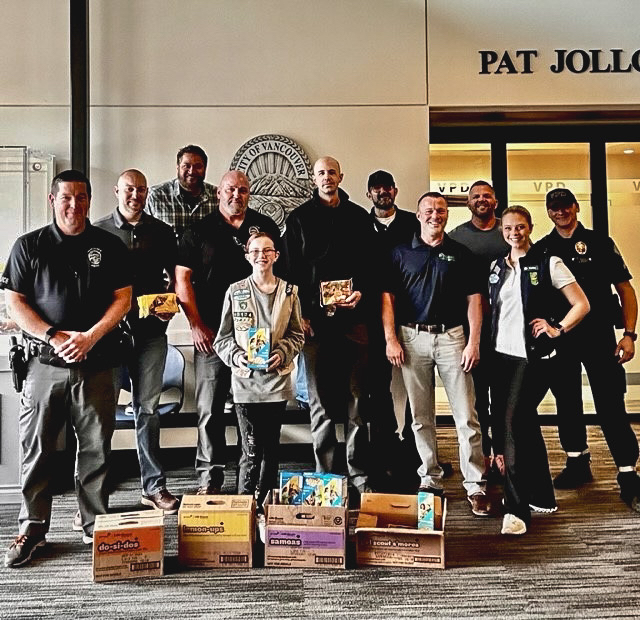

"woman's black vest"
[488, 243, 568, 360]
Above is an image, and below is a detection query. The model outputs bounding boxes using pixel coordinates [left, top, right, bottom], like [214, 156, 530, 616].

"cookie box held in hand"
[355, 493, 447, 569]
[92, 510, 164, 582]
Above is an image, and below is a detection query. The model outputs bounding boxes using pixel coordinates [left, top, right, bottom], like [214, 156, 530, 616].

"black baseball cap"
[546, 188, 577, 209]
[367, 170, 395, 190]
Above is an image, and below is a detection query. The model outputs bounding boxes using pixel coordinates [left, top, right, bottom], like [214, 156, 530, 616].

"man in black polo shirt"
[2, 170, 132, 567]
[176, 170, 281, 494]
[94, 169, 180, 513]
[366, 170, 420, 489]
[539, 188, 640, 510]
[382, 192, 489, 515]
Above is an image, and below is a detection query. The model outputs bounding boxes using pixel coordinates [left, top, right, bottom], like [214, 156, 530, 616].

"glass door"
[506, 143, 591, 241]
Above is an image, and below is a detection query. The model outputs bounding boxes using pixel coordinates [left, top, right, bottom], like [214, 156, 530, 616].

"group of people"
[3, 143, 640, 568]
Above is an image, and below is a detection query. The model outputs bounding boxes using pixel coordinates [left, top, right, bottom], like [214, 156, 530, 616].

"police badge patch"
[575, 241, 587, 255]
[87, 248, 102, 267]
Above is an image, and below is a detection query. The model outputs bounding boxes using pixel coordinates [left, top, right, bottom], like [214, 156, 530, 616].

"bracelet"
[623, 330, 638, 342]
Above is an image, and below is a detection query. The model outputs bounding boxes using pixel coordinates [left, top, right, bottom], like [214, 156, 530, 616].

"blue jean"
[194, 349, 231, 488]
[127, 334, 168, 496]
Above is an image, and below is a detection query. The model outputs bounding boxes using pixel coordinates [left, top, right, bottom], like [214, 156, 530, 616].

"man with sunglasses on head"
[175, 170, 280, 495]
[538, 188, 640, 511]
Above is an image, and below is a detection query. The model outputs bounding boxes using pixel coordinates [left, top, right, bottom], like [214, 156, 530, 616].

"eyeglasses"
[247, 248, 276, 257]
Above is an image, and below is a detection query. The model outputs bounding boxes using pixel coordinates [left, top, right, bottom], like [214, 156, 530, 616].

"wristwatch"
[45, 326, 57, 344]
[623, 330, 638, 341]
[549, 320, 564, 335]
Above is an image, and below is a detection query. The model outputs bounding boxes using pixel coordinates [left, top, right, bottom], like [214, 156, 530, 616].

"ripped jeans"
[235, 401, 286, 507]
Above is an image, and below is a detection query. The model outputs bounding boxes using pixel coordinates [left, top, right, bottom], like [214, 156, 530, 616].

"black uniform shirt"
[0, 220, 131, 335]
[538, 222, 631, 322]
[370, 207, 420, 255]
[177, 207, 281, 330]
[94, 209, 177, 337]
[384, 233, 483, 327]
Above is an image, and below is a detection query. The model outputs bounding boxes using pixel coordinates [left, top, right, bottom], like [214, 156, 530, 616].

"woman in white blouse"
[488, 206, 590, 535]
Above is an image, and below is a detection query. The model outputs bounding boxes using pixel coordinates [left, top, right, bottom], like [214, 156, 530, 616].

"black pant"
[552, 325, 639, 468]
[492, 353, 556, 524]
[235, 401, 285, 507]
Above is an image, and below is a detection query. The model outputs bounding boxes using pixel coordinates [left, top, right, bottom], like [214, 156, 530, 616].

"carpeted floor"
[2, 426, 640, 619]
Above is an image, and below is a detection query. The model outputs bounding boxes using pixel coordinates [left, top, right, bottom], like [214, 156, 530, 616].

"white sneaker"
[256, 513, 266, 544]
[501, 513, 527, 535]
[529, 503, 558, 514]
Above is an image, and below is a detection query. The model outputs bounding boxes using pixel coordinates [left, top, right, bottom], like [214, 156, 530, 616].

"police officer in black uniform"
[539, 188, 640, 510]
[2, 170, 132, 568]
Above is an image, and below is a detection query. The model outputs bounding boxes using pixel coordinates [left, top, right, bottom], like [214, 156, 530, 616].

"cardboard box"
[264, 502, 347, 569]
[355, 493, 447, 569]
[178, 495, 255, 568]
[92, 510, 164, 582]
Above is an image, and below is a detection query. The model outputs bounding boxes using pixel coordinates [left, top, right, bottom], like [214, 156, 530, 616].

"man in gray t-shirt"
[450, 180, 509, 476]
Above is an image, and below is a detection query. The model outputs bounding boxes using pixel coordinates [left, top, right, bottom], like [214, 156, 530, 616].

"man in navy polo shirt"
[175, 170, 281, 495]
[2, 169, 132, 567]
[382, 191, 489, 515]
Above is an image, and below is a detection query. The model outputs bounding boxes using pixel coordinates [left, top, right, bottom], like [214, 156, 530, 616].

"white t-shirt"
[374, 211, 397, 228]
[495, 255, 576, 359]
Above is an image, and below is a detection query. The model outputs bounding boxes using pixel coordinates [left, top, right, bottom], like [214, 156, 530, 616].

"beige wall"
[1, 0, 429, 218]
[428, 0, 640, 107]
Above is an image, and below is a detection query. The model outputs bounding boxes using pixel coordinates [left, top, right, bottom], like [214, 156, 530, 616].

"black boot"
[553, 453, 593, 489]
[617, 471, 640, 512]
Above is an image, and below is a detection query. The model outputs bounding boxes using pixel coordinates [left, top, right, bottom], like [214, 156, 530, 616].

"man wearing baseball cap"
[366, 170, 420, 490]
[538, 187, 640, 511]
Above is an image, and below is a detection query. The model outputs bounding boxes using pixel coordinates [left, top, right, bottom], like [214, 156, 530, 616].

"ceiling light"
[623, 149, 634, 154]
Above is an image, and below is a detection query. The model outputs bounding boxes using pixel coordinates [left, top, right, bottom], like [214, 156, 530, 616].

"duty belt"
[403, 322, 455, 334]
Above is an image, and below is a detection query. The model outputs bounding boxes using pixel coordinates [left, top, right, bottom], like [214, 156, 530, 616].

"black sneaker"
[553, 453, 593, 489]
[617, 471, 640, 512]
[4, 534, 46, 568]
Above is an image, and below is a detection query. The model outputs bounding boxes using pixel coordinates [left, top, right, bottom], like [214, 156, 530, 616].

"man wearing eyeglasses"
[382, 192, 489, 516]
[539, 188, 640, 511]
[175, 170, 281, 494]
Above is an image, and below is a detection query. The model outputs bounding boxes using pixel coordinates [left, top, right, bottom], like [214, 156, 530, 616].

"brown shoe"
[196, 485, 221, 496]
[141, 489, 180, 514]
[468, 492, 491, 516]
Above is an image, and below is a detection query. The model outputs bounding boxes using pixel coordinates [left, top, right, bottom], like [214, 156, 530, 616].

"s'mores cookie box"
[355, 493, 447, 569]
